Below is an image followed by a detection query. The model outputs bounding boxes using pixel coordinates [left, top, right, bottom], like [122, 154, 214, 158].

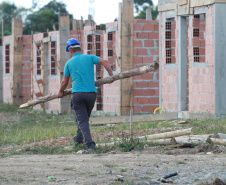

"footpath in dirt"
[0, 145, 226, 185]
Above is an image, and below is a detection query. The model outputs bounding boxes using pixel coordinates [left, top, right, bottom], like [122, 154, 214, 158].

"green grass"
[1, 103, 226, 155]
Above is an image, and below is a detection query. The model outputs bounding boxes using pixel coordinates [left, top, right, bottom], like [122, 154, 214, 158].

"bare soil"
[0, 145, 225, 185]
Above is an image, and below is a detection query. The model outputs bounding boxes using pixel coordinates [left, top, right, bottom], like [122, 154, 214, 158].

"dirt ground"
[0, 145, 225, 185]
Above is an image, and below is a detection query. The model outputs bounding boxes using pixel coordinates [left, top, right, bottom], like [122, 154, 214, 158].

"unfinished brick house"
[158, 0, 226, 118]
[0, 0, 159, 116]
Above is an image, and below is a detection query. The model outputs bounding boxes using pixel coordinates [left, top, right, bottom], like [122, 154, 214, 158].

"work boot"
[88, 142, 96, 152]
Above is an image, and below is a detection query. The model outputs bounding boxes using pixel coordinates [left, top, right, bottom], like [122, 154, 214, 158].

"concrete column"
[146, 8, 152, 20]
[177, 16, 188, 112]
[58, 13, 70, 114]
[0, 45, 3, 102]
[11, 18, 23, 105]
[40, 41, 49, 110]
[120, 0, 134, 115]
[158, 12, 162, 108]
[214, 3, 226, 117]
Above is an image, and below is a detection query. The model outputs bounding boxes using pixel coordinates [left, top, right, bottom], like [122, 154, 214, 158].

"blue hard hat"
[66, 38, 80, 52]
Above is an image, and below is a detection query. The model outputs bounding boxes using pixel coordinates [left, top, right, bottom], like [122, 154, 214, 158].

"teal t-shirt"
[64, 53, 99, 92]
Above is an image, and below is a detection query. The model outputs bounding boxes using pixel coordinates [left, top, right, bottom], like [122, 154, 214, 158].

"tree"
[0, 2, 17, 36]
[134, 0, 153, 14]
[135, 5, 158, 20]
[23, 0, 71, 34]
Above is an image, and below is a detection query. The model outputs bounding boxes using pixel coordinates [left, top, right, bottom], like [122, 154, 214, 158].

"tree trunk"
[138, 128, 193, 140]
[20, 62, 159, 108]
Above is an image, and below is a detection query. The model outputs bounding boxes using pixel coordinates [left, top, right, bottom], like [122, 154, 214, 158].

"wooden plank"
[12, 18, 23, 105]
[120, 0, 134, 115]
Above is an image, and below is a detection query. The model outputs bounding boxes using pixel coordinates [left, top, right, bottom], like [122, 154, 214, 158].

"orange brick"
[134, 23, 143, 31]
[138, 97, 149, 104]
[133, 40, 143, 47]
[144, 24, 155, 31]
[143, 89, 155, 96]
[144, 40, 154, 47]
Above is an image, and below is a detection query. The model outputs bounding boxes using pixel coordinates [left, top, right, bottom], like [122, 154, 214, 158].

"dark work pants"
[71, 92, 96, 147]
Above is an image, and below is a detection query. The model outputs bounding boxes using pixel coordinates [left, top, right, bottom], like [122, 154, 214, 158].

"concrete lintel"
[192, 62, 210, 68]
[164, 63, 178, 69]
[85, 30, 102, 35]
[42, 36, 51, 43]
[194, 6, 209, 14]
[106, 27, 118, 33]
[165, 10, 176, 19]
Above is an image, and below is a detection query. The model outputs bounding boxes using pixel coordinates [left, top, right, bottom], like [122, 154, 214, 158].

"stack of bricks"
[133, 20, 159, 113]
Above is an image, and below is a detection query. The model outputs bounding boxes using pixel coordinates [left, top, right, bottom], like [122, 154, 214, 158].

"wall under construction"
[1, 2, 159, 116]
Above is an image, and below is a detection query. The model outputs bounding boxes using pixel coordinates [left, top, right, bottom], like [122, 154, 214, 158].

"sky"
[2, 0, 158, 24]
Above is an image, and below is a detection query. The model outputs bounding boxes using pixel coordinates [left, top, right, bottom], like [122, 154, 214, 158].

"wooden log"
[138, 128, 193, 140]
[208, 138, 226, 146]
[19, 62, 159, 108]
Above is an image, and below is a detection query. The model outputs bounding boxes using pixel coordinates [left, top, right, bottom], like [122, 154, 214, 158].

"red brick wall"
[133, 20, 159, 113]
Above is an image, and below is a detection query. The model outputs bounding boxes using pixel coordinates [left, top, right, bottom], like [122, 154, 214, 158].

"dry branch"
[20, 62, 159, 108]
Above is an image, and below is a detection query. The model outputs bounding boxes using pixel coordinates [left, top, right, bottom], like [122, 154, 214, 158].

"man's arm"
[98, 58, 113, 76]
[58, 76, 70, 98]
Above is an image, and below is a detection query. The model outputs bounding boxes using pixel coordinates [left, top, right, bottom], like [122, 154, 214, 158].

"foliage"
[23, 0, 70, 34]
[0, 2, 17, 36]
[135, 5, 158, 20]
[134, 0, 153, 13]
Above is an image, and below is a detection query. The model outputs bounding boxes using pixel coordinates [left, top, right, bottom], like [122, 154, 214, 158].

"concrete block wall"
[133, 20, 160, 113]
[32, 33, 45, 110]
[3, 36, 12, 103]
[160, 5, 215, 114]
[102, 22, 120, 114]
[47, 31, 61, 113]
[188, 6, 215, 113]
[160, 14, 179, 112]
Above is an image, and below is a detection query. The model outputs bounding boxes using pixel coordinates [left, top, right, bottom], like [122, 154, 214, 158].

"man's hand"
[58, 91, 64, 98]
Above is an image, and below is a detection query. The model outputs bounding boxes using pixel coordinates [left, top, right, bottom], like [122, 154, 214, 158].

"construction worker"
[58, 38, 113, 151]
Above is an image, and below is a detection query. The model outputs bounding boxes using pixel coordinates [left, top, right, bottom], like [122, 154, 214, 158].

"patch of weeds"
[176, 161, 186, 165]
[10, 175, 23, 182]
[120, 169, 127, 172]
[104, 163, 118, 168]
[63, 167, 74, 171]
[140, 176, 150, 180]
[194, 178, 200, 182]
[89, 174, 97, 177]
[117, 135, 144, 152]
[28, 179, 37, 181]
[14, 145, 74, 155]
